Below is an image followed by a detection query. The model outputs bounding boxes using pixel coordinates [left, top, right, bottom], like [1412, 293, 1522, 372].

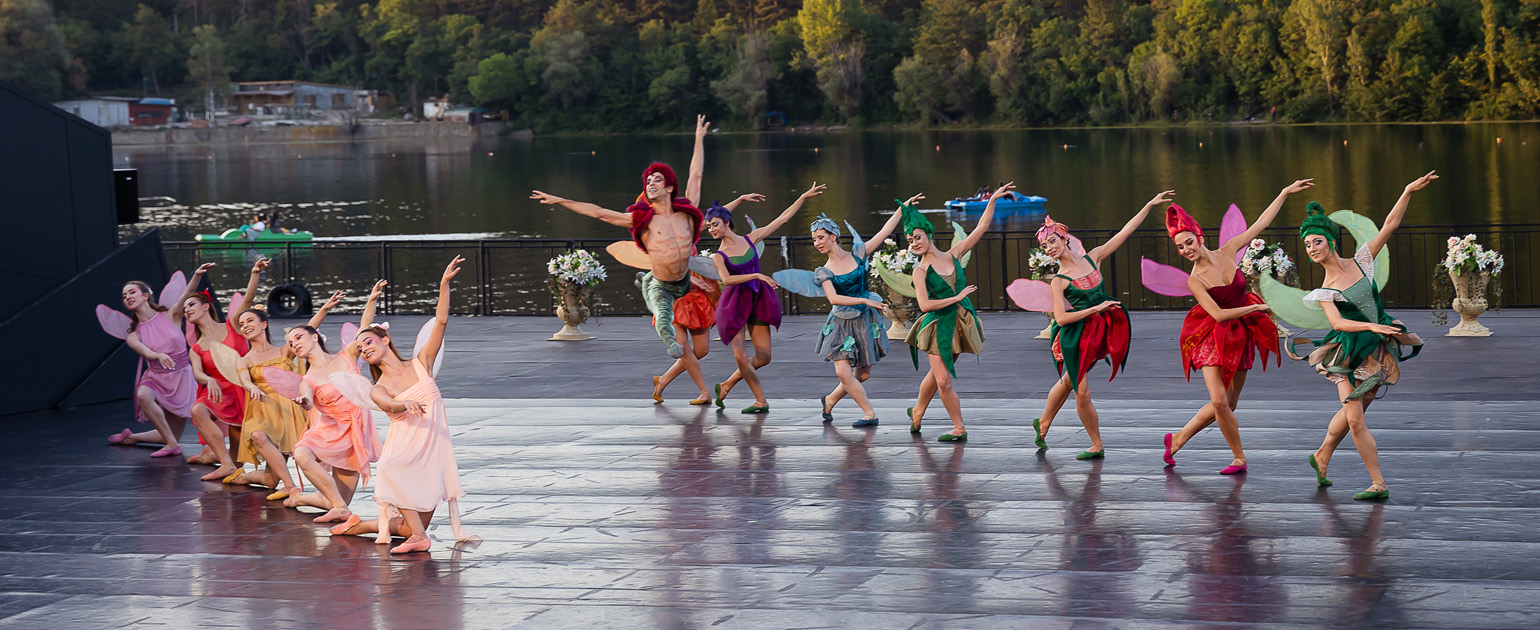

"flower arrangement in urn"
[1025, 247, 1060, 338]
[870, 238, 922, 339]
[547, 249, 606, 341]
[1431, 234, 1503, 334]
[1238, 239, 1299, 337]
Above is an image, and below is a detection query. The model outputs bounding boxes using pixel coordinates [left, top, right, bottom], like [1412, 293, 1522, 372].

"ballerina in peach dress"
[271, 281, 386, 523]
[328, 257, 477, 554]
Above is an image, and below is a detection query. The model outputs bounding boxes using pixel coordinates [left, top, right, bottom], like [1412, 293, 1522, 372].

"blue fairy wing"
[771, 269, 825, 298]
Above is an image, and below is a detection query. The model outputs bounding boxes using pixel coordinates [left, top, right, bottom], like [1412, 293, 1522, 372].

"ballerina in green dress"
[1260, 171, 1435, 501]
[902, 183, 1012, 442]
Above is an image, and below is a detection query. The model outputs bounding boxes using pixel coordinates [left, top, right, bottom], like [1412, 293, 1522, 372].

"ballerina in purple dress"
[708, 183, 825, 414]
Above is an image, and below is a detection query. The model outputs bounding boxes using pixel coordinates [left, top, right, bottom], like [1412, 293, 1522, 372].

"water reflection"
[1163, 469, 1287, 624]
[1040, 453, 1142, 618]
[911, 439, 984, 609]
[1320, 502, 1400, 627]
[370, 540, 474, 630]
[825, 426, 887, 575]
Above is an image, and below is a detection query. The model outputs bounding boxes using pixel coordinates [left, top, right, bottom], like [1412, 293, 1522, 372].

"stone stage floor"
[3, 312, 1539, 628]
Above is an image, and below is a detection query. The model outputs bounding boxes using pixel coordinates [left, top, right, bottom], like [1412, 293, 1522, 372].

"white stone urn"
[883, 284, 920, 340]
[550, 281, 595, 341]
[1447, 270, 1493, 337]
[1034, 313, 1054, 340]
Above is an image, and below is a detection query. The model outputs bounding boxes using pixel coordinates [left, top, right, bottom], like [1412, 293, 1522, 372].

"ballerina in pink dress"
[329, 257, 477, 554]
[100, 271, 200, 458]
[271, 281, 386, 523]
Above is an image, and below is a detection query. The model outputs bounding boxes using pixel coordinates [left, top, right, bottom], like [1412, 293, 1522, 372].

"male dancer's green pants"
[640, 272, 691, 358]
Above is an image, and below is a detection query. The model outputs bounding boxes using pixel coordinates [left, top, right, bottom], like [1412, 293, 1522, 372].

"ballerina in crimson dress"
[1031, 192, 1172, 459]
[1157, 179, 1314, 475]
[182, 260, 264, 480]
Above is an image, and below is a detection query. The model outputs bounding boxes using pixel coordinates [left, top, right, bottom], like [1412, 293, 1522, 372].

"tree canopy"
[11, 0, 1538, 129]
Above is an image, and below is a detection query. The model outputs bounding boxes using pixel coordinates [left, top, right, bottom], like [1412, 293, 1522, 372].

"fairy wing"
[949, 222, 973, 268]
[1260, 274, 1330, 330]
[341, 321, 359, 343]
[414, 319, 446, 377]
[1140, 258, 1193, 297]
[227, 291, 244, 322]
[96, 305, 132, 340]
[605, 241, 652, 271]
[745, 216, 766, 257]
[874, 260, 917, 298]
[1328, 210, 1390, 289]
[329, 370, 382, 411]
[205, 342, 244, 387]
[845, 221, 865, 258]
[1220, 203, 1249, 263]
[158, 271, 188, 310]
[1006, 278, 1057, 313]
[261, 366, 303, 400]
[688, 255, 721, 279]
[771, 269, 825, 298]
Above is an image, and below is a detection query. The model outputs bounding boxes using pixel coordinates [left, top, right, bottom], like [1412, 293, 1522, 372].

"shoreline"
[111, 121, 533, 147]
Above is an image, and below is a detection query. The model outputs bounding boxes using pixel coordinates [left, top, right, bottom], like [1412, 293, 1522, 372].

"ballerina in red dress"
[1158, 180, 1314, 474]
[182, 261, 263, 480]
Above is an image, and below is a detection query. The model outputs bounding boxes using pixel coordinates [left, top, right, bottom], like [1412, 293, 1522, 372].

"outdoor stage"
[2, 312, 1537, 628]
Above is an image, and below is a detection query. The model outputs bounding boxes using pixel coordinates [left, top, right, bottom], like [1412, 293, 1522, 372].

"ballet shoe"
[937, 432, 967, 442]
[651, 377, 664, 403]
[328, 513, 363, 536]
[1162, 433, 1176, 466]
[1308, 454, 1333, 487]
[1075, 449, 1105, 460]
[851, 417, 879, 428]
[390, 536, 432, 554]
[908, 407, 920, 434]
[713, 383, 725, 409]
[107, 429, 133, 445]
[1353, 487, 1389, 501]
[821, 395, 834, 422]
[266, 488, 290, 501]
[1219, 463, 1247, 475]
[150, 445, 182, 458]
[688, 395, 711, 406]
[221, 472, 243, 484]
[740, 403, 770, 414]
[1033, 418, 1047, 450]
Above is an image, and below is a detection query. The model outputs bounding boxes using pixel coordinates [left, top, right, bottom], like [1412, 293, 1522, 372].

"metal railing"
[162, 223, 1537, 316]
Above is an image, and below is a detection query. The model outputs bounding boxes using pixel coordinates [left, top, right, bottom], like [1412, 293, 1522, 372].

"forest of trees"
[4, 0, 1540, 131]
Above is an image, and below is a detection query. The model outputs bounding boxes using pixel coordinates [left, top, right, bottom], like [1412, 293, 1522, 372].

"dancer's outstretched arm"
[951, 182, 1013, 257]
[414, 256, 461, 370]
[686, 115, 708, 207]
[1050, 277, 1119, 326]
[1225, 179, 1315, 255]
[1090, 190, 1174, 263]
[169, 263, 215, 327]
[530, 191, 630, 228]
[723, 193, 764, 212]
[236, 258, 268, 313]
[863, 195, 914, 257]
[342, 280, 385, 362]
[306, 290, 345, 329]
[1369, 170, 1437, 257]
[747, 182, 826, 243]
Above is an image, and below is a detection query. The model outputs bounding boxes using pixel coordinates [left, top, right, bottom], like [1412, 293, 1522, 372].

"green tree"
[0, 0, 72, 100]
[187, 25, 230, 120]
[125, 4, 179, 95]
[799, 0, 865, 120]
[711, 30, 773, 126]
[469, 51, 531, 112]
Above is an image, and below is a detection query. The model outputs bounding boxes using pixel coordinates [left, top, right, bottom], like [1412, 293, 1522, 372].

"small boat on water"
[195, 225, 314, 245]
[944, 191, 1047, 214]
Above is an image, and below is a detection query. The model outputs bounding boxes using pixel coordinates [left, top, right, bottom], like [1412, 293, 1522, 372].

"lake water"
[120, 123, 1540, 244]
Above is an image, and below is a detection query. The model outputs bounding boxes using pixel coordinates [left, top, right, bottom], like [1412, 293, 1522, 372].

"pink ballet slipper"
[328, 513, 362, 536]
[1162, 433, 1176, 466]
[1219, 463, 1247, 475]
[390, 536, 431, 554]
[108, 429, 132, 445]
[150, 445, 182, 458]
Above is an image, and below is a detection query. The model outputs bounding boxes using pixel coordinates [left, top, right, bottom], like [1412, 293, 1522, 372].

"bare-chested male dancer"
[531, 115, 709, 358]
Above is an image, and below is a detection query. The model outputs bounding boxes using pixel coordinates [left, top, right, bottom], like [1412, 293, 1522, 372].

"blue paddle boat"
[944, 191, 1047, 213]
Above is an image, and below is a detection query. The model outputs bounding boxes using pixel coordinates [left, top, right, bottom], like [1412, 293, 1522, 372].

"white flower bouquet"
[1026, 248, 1059, 280]
[870, 238, 921, 278]
[547, 249, 607, 286]
[1439, 234, 1505, 276]
[1239, 238, 1298, 284]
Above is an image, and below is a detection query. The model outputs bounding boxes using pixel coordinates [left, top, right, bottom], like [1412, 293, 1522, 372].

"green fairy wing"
[1260, 274, 1330, 331]
[950, 221, 972, 268]
[1329, 210, 1389, 289]
[875, 259, 916, 298]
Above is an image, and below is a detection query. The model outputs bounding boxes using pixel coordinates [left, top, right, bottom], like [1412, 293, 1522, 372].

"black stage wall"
[0, 81, 170, 415]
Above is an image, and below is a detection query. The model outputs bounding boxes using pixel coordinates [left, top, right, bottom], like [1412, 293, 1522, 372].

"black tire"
[267, 284, 313, 317]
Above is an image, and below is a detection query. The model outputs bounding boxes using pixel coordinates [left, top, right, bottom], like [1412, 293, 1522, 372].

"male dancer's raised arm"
[686, 114, 708, 207]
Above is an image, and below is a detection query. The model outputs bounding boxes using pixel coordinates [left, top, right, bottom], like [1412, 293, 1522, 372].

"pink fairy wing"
[329, 371, 382, 411]
[605, 241, 652, 270]
[261, 366, 303, 400]
[1220, 203, 1249, 263]
[159, 271, 187, 310]
[185, 321, 198, 347]
[1068, 235, 1087, 259]
[341, 321, 360, 344]
[415, 319, 446, 377]
[1140, 258, 1193, 297]
[1006, 278, 1057, 313]
[96, 305, 132, 340]
[227, 291, 244, 322]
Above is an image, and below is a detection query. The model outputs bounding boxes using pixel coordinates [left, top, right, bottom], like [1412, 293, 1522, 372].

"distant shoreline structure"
[112, 122, 532, 147]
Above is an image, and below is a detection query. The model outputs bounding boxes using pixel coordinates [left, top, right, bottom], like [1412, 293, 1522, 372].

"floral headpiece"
[809, 213, 840, 237]
[898, 200, 932, 238]
[1298, 201, 1337, 248]
[703, 199, 732, 227]
[1165, 203, 1203, 239]
[1035, 215, 1070, 242]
